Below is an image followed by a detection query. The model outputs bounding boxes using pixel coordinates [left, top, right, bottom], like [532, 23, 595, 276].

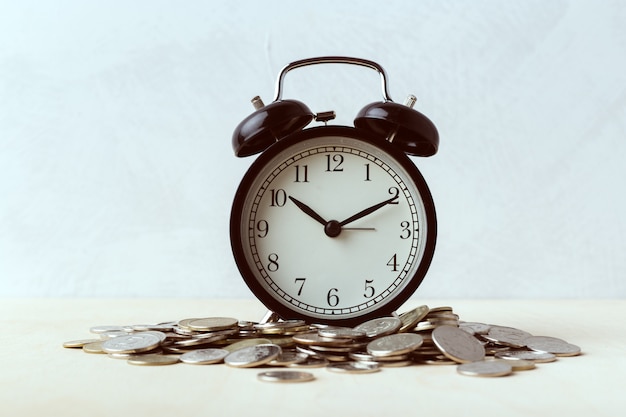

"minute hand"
[339, 195, 399, 227]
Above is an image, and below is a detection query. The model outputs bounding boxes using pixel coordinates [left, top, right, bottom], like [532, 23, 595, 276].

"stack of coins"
[63, 305, 582, 382]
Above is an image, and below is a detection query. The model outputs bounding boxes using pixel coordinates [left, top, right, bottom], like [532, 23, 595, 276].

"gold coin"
[82, 341, 106, 354]
[127, 354, 179, 366]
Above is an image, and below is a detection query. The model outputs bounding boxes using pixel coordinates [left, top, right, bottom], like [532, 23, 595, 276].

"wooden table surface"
[1, 298, 623, 417]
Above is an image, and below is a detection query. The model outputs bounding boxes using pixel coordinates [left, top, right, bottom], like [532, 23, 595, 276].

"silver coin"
[63, 338, 100, 348]
[374, 360, 415, 368]
[349, 351, 377, 362]
[127, 354, 179, 366]
[140, 331, 167, 342]
[485, 345, 511, 355]
[224, 338, 273, 352]
[318, 327, 366, 339]
[398, 305, 430, 332]
[367, 333, 423, 357]
[270, 351, 308, 366]
[432, 325, 485, 363]
[428, 306, 453, 313]
[296, 348, 349, 363]
[487, 358, 536, 371]
[457, 360, 512, 377]
[293, 331, 355, 347]
[107, 352, 134, 359]
[495, 350, 557, 363]
[174, 333, 228, 347]
[175, 318, 199, 330]
[254, 320, 307, 330]
[187, 317, 239, 331]
[524, 336, 581, 356]
[288, 357, 330, 368]
[99, 331, 129, 339]
[326, 362, 381, 374]
[484, 325, 532, 348]
[307, 343, 361, 353]
[419, 319, 459, 328]
[257, 370, 315, 383]
[102, 333, 161, 354]
[351, 351, 411, 362]
[90, 325, 126, 334]
[255, 322, 310, 335]
[414, 323, 438, 331]
[422, 356, 457, 366]
[132, 322, 177, 332]
[180, 348, 230, 365]
[353, 317, 402, 338]
[224, 344, 282, 368]
[426, 312, 460, 320]
[459, 322, 491, 335]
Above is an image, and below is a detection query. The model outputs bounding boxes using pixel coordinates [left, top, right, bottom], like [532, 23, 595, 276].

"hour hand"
[288, 196, 327, 226]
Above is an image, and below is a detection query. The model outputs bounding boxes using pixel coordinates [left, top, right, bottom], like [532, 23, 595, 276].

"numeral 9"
[256, 220, 269, 238]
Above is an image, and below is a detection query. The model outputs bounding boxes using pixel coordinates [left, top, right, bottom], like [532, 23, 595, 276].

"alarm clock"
[230, 57, 438, 326]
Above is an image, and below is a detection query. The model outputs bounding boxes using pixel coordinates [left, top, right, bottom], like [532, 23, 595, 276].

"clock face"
[231, 126, 436, 326]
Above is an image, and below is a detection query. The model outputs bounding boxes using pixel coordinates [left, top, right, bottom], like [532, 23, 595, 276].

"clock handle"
[273, 56, 439, 157]
[273, 56, 394, 102]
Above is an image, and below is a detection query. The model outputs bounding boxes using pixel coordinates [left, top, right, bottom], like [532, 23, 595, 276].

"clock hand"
[288, 196, 328, 226]
[339, 195, 399, 227]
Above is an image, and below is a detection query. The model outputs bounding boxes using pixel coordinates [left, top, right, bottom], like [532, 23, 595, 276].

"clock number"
[294, 165, 309, 183]
[256, 220, 269, 238]
[388, 187, 400, 204]
[364, 279, 375, 298]
[267, 253, 279, 272]
[294, 278, 306, 296]
[327, 288, 339, 307]
[364, 163, 371, 181]
[325, 154, 344, 172]
[269, 189, 287, 207]
[387, 254, 399, 272]
[400, 221, 411, 239]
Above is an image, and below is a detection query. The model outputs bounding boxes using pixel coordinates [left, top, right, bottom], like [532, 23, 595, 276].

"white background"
[1, 0, 625, 299]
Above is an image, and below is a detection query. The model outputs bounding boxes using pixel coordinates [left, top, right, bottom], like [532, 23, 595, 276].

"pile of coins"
[63, 305, 581, 382]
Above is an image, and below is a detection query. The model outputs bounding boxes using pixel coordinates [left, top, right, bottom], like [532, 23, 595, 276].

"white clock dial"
[231, 128, 435, 325]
